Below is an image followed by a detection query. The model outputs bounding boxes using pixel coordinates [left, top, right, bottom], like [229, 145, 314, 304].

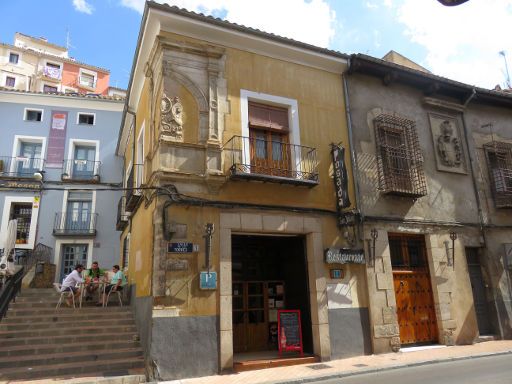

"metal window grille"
[483, 141, 512, 208]
[374, 114, 427, 197]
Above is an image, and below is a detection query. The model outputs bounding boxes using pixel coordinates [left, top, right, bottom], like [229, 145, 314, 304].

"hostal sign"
[324, 248, 365, 264]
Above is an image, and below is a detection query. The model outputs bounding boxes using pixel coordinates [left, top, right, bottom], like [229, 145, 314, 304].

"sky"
[1, 0, 512, 90]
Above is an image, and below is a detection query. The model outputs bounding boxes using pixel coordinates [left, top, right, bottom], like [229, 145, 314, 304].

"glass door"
[73, 146, 96, 179]
[60, 244, 88, 280]
[66, 200, 91, 233]
[17, 142, 42, 176]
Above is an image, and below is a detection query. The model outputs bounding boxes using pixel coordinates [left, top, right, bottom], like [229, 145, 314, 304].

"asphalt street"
[309, 354, 512, 384]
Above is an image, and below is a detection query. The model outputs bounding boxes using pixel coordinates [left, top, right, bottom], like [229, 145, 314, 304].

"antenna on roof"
[499, 51, 511, 89]
[66, 28, 76, 52]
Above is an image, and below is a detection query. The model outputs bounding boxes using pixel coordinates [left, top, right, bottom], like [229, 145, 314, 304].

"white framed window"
[53, 238, 94, 282]
[43, 60, 62, 80]
[76, 112, 96, 125]
[78, 68, 97, 89]
[41, 82, 58, 93]
[63, 86, 78, 94]
[23, 108, 44, 122]
[0, 196, 40, 250]
[10, 135, 46, 174]
[65, 139, 100, 178]
[59, 188, 97, 233]
[9, 52, 19, 65]
[136, 122, 145, 188]
[240, 89, 301, 173]
[5, 76, 16, 88]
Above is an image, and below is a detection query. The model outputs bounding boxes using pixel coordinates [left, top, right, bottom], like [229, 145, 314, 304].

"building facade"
[118, 2, 371, 380]
[0, 33, 110, 95]
[0, 88, 124, 281]
[345, 53, 512, 353]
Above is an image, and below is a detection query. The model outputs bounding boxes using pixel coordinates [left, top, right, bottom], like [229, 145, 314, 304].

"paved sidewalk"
[162, 341, 512, 384]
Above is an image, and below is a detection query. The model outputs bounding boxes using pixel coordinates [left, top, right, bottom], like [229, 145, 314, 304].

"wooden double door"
[390, 234, 438, 345]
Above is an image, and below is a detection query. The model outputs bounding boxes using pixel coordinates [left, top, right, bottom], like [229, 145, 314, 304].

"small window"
[9, 53, 19, 64]
[5, 76, 15, 87]
[78, 113, 95, 125]
[46, 62, 60, 69]
[80, 72, 96, 88]
[484, 141, 512, 208]
[25, 109, 43, 122]
[43, 84, 57, 93]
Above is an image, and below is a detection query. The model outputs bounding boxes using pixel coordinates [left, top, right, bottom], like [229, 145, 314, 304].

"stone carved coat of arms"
[160, 94, 184, 141]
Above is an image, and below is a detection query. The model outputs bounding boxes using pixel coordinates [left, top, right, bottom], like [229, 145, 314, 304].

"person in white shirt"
[61, 264, 84, 306]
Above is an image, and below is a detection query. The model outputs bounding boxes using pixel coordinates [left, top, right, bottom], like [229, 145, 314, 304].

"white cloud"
[366, 2, 378, 10]
[396, 0, 512, 89]
[119, 0, 336, 48]
[73, 0, 94, 14]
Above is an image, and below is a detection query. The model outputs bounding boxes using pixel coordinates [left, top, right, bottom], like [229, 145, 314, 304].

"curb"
[268, 349, 512, 384]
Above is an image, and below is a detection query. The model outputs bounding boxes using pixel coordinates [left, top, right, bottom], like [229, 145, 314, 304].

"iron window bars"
[374, 114, 427, 198]
[483, 140, 512, 208]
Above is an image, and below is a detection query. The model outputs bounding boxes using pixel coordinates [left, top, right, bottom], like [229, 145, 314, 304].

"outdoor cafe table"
[79, 279, 107, 308]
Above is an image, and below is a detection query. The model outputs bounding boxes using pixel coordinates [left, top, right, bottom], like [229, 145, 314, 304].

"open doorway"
[231, 234, 313, 359]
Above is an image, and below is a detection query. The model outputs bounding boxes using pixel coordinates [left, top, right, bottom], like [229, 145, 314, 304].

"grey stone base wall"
[329, 308, 372, 359]
[131, 286, 153, 356]
[151, 315, 219, 380]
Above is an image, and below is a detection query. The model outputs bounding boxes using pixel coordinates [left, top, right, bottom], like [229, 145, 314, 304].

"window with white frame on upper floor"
[24, 108, 43, 122]
[79, 70, 96, 88]
[77, 112, 95, 125]
[484, 141, 512, 208]
[5, 76, 15, 87]
[43, 84, 57, 93]
[9, 53, 19, 64]
[374, 113, 427, 198]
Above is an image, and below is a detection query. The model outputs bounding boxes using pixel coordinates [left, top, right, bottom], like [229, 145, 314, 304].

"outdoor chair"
[53, 282, 76, 309]
[105, 287, 123, 307]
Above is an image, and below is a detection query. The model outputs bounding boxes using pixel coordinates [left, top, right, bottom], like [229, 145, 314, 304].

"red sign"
[46, 111, 68, 168]
[278, 309, 303, 356]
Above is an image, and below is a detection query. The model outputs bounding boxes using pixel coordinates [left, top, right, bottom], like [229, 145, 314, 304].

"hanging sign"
[167, 242, 199, 253]
[331, 144, 351, 218]
[278, 310, 304, 356]
[46, 111, 68, 168]
[325, 248, 365, 264]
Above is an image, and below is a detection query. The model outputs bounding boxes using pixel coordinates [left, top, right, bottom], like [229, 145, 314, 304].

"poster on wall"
[46, 111, 68, 168]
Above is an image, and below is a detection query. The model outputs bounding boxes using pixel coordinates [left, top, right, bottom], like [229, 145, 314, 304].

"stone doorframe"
[219, 212, 331, 371]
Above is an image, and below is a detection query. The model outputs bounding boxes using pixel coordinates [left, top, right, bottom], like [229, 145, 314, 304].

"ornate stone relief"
[429, 113, 467, 174]
[160, 94, 184, 142]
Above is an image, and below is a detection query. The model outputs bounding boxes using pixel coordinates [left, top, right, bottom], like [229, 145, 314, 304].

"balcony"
[42, 66, 62, 81]
[77, 76, 97, 91]
[61, 159, 101, 182]
[116, 196, 129, 231]
[223, 136, 319, 186]
[53, 212, 98, 236]
[0, 156, 44, 178]
[125, 164, 143, 212]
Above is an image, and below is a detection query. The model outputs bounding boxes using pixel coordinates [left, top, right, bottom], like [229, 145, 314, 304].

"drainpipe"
[461, 88, 505, 338]
[342, 68, 364, 243]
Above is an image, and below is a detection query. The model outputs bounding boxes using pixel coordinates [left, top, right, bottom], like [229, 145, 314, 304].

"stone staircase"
[0, 288, 146, 382]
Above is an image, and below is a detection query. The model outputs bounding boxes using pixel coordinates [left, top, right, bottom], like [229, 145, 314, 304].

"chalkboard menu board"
[277, 310, 304, 356]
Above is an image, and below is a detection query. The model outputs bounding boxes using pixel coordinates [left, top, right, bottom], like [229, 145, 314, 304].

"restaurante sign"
[324, 248, 365, 264]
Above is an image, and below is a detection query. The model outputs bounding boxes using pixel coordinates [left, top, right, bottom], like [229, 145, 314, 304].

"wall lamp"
[444, 231, 457, 270]
[366, 228, 378, 267]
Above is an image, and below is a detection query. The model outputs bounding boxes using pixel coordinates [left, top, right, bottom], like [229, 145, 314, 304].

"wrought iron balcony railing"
[223, 135, 319, 186]
[116, 196, 129, 231]
[125, 164, 144, 212]
[61, 159, 101, 182]
[53, 212, 98, 236]
[0, 156, 44, 178]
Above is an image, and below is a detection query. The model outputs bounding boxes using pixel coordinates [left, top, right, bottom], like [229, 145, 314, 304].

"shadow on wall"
[455, 305, 479, 345]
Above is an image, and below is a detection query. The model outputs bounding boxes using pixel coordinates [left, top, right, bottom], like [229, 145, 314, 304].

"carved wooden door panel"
[249, 130, 290, 177]
[390, 234, 438, 345]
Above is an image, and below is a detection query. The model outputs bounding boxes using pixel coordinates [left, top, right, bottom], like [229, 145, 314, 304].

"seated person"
[98, 265, 127, 306]
[61, 264, 84, 306]
[84, 261, 105, 302]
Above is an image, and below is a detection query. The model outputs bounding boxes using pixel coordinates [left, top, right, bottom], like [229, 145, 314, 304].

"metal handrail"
[53, 212, 98, 235]
[62, 159, 101, 181]
[0, 156, 45, 178]
[0, 266, 24, 320]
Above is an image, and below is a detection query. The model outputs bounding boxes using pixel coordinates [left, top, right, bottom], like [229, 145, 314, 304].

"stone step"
[0, 324, 137, 339]
[17, 288, 57, 296]
[22, 368, 147, 383]
[0, 317, 134, 331]
[0, 331, 138, 347]
[0, 356, 145, 381]
[0, 339, 142, 357]
[5, 305, 131, 317]
[1, 310, 134, 323]
[0, 347, 143, 369]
